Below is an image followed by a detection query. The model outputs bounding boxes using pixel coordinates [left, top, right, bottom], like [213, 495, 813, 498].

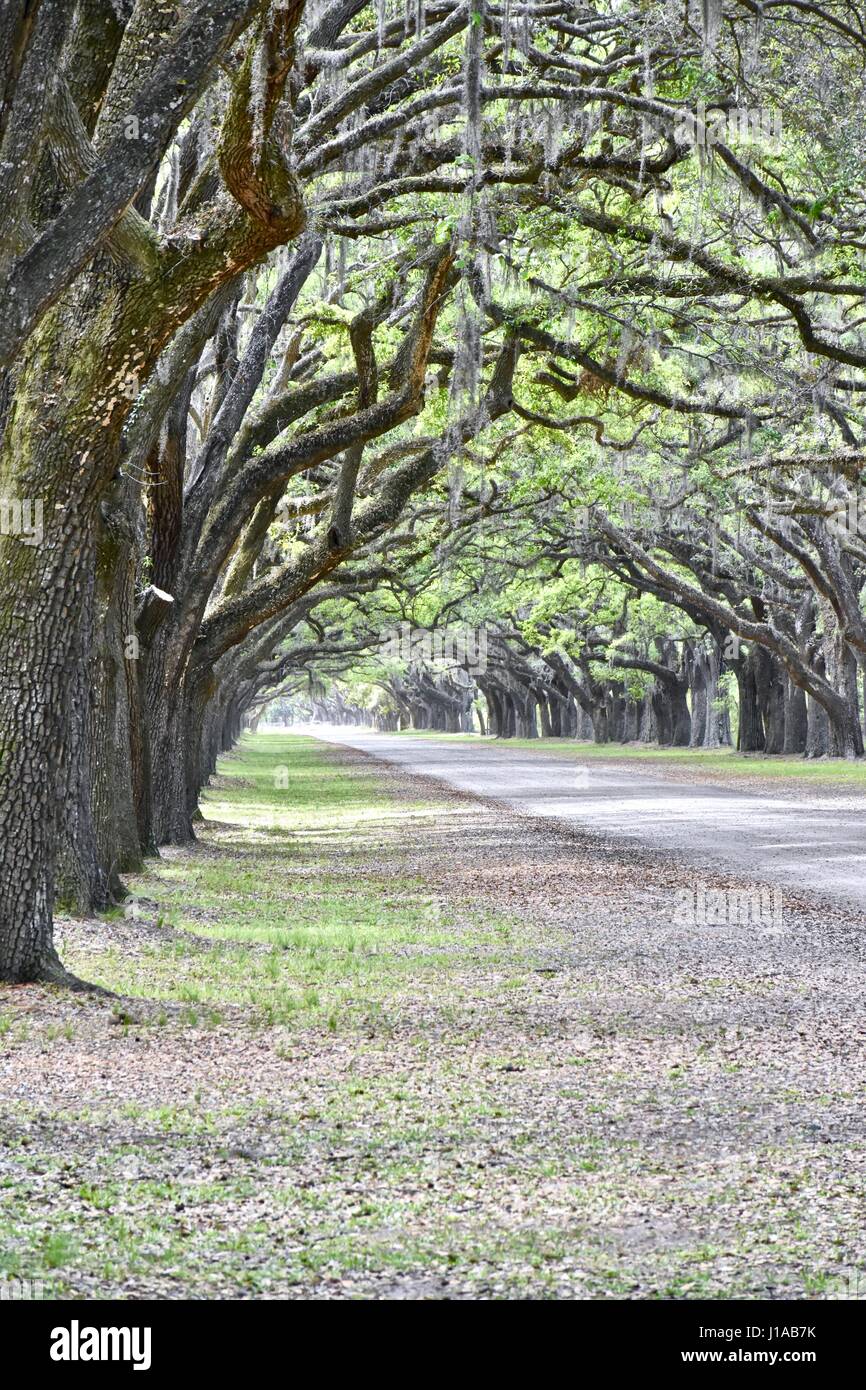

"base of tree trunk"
[2, 949, 116, 995]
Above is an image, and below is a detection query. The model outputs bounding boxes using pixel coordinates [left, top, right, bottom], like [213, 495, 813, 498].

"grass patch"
[385, 730, 866, 785]
[64, 736, 489, 1026]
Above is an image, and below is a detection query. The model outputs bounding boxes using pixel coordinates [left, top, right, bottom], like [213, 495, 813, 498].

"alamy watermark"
[822, 1269, 866, 1299]
[827, 491, 866, 541]
[674, 101, 782, 151]
[0, 1276, 51, 1299]
[50, 1320, 152, 1371]
[0, 497, 43, 547]
[379, 622, 488, 674]
[674, 882, 783, 932]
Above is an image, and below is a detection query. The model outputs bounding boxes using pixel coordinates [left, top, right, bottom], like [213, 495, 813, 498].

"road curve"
[302, 726, 866, 912]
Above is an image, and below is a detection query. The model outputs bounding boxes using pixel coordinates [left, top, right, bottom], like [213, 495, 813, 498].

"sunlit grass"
[65, 734, 479, 1025]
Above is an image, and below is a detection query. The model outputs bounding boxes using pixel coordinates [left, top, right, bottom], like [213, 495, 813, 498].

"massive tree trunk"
[805, 694, 830, 758]
[638, 689, 657, 743]
[0, 1, 305, 980]
[688, 644, 708, 748]
[149, 664, 217, 844]
[92, 520, 143, 893]
[697, 643, 727, 748]
[55, 658, 111, 917]
[591, 704, 610, 744]
[623, 695, 641, 741]
[0, 289, 122, 982]
[782, 678, 808, 755]
[820, 602, 864, 758]
[755, 647, 786, 755]
[652, 677, 691, 747]
[574, 703, 592, 739]
[735, 647, 765, 752]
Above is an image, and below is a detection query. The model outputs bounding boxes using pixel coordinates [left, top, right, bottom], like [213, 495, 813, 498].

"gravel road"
[307, 728, 866, 912]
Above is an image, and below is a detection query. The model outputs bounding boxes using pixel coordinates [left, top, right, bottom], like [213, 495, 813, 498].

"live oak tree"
[1, 0, 650, 980]
[0, 0, 314, 982]
[3, 0, 866, 983]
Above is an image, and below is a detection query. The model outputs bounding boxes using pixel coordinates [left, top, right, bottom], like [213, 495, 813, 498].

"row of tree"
[2, 0, 865, 981]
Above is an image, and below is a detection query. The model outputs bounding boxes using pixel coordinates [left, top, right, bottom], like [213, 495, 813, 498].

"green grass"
[385, 730, 866, 784]
[202, 731, 447, 829]
[65, 735, 499, 1027]
[2, 732, 861, 1300]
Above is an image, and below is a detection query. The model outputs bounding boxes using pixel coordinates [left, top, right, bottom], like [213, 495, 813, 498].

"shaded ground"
[313, 727, 866, 910]
[1, 733, 864, 1300]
